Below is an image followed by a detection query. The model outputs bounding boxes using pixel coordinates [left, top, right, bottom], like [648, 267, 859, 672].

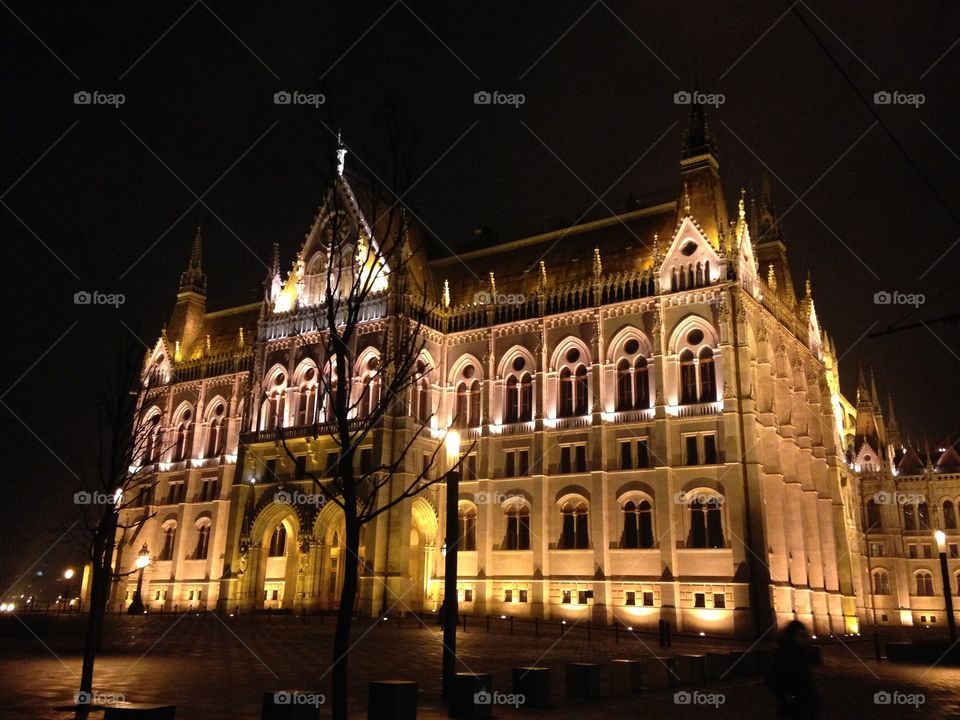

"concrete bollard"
[450, 672, 493, 719]
[103, 705, 176, 719]
[367, 680, 417, 720]
[261, 690, 324, 719]
[640, 656, 677, 689]
[565, 663, 601, 699]
[609, 659, 643, 694]
[704, 652, 733, 681]
[512, 667, 551, 708]
[674, 654, 706, 686]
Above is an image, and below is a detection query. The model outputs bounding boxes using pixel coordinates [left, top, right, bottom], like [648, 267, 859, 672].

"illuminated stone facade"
[110, 118, 956, 638]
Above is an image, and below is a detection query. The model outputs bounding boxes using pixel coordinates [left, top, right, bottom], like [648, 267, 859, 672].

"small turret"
[167, 225, 208, 358]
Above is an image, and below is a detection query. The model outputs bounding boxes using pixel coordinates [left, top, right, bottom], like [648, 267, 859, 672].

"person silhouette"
[766, 620, 819, 719]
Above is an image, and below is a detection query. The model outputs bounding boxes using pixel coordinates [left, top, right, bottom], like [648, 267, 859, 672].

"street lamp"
[127, 544, 151, 615]
[934, 529, 957, 644]
[62, 568, 76, 610]
[441, 429, 461, 701]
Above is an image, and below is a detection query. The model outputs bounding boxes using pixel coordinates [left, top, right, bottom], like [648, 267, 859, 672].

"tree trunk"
[330, 515, 361, 720]
[76, 517, 117, 720]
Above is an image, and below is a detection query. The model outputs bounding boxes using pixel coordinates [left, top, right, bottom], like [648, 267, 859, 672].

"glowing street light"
[63, 568, 75, 580]
[933, 529, 956, 643]
[128, 544, 151, 615]
[441, 428, 462, 701]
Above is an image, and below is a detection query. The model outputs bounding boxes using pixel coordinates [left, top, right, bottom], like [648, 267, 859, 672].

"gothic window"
[621, 499, 654, 549]
[904, 503, 917, 531]
[915, 571, 934, 596]
[144, 413, 162, 463]
[557, 346, 589, 418]
[865, 499, 882, 531]
[159, 522, 177, 561]
[679, 350, 697, 404]
[458, 502, 477, 551]
[559, 368, 574, 418]
[194, 521, 211, 560]
[559, 498, 589, 549]
[872, 569, 890, 595]
[205, 401, 226, 458]
[698, 347, 716, 402]
[945, 501, 957, 530]
[616, 359, 632, 411]
[261, 370, 287, 430]
[918, 502, 930, 530]
[414, 361, 431, 424]
[172, 407, 194, 462]
[504, 503, 530, 550]
[295, 365, 318, 425]
[688, 494, 724, 548]
[268, 525, 287, 557]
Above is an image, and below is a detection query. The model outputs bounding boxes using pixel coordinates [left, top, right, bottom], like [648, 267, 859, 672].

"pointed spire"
[756, 170, 783, 244]
[592, 247, 602, 279]
[683, 183, 691, 215]
[179, 224, 207, 295]
[804, 272, 812, 298]
[539, 260, 547, 291]
[857, 365, 870, 404]
[869, 369, 880, 411]
[767, 264, 777, 293]
[442, 279, 450, 309]
[336, 129, 347, 176]
[680, 76, 716, 160]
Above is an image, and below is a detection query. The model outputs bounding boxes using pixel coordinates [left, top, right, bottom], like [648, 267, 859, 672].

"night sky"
[2, 1, 958, 594]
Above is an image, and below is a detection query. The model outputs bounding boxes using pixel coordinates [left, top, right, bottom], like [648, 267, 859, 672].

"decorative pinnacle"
[442, 279, 450, 309]
[539, 260, 547, 289]
[179, 224, 207, 295]
[336, 129, 347, 177]
[738, 188, 746, 221]
[683, 183, 691, 215]
[592, 247, 602, 278]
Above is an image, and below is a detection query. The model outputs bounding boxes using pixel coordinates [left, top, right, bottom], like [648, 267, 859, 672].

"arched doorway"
[409, 498, 438, 611]
[262, 517, 298, 609]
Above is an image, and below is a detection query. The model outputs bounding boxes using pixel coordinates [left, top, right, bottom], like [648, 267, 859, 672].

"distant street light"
[441, 429, 461, 702]
[128, 544, 151, 615]
[934, 529, 957, 644]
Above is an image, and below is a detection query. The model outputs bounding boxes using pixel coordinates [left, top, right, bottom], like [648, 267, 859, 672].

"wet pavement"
[1, 613, 959, 719]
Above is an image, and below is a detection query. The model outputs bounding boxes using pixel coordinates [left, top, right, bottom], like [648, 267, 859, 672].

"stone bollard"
[450, 672, 493, 719]
[512, 667, 551, 708]
[609, 659, 643, 694]
[368, 680, 417, 720]
[640, 656, 677, 689]
[704, 652, 733, 681]
[674, 654, 706, 686]
[261, 690, 324, 719]
[565, 663, 601, 699]
[103, 705, 176, 719]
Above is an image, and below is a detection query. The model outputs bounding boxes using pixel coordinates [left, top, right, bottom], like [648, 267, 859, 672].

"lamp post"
[127, 544, 151, 615]
[934, 530, 957, 644]
[441, 430, 461, 702]
[62, 568, 76, 610]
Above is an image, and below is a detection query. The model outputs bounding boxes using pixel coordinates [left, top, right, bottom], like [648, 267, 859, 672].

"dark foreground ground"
[1, 612, 958, 719]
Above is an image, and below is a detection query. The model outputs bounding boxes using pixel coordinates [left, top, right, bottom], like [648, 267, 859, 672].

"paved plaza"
[1, 613, 959, 719]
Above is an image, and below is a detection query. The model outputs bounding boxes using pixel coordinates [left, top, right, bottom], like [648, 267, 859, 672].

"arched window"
[505, 376, 519, 423]
[559, 499, 589, 549]
[559, 367, 574, 418]
[268, 525, 287, 557]
[915, 571, 934, 596]
[634, 357, 649, 408]
[325, 375, 339, 424]
[679, 350, 697, 405]
[356, 355, 381, 420]
[621, 499, 654, 549]
[458, 502, 477, 551]
[698, 347, 716, 402]
[143, 413, 162, 463]
[519, 374, 533, 421]
[205, 401, 227, 458]
[918, 502, 930, 530]
[194, 521, 211, 560]
[414, 361, 431, 423]
[455, 383, 469, 428]
[904, 503, 917, 531]
[616, 359, 633, 411]
[865, 499, 882, 530]
[159, 522, 177, 561]
[945, 501, 957, 530]
[172, 407, 194, 462]
[872, 569, 890, 595]
[504, 504, 530, 550]
[688, 494, 724, 548]
[575, 366, 589, 415]
[295, 365, 318, 425]
[262, 370, 287, 430]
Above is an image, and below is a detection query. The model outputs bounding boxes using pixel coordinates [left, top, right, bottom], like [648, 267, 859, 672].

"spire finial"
[683, 183, 691, 215]
[592, 247, 602, 279]
[539, 260, 547, 291]
[442, 279, 450, 309]
[738, 188, 746, 221]
[336, 129, 347, 176]
[805, 271, 812, 298]
[179, 224, 207, 295]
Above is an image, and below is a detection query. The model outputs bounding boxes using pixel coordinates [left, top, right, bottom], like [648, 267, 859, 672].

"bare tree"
[70, 343, 164, 719]
[265, 136, 470, 719]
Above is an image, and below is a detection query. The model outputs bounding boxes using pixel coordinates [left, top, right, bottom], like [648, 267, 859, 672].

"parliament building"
[110, 109, 960, 638]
